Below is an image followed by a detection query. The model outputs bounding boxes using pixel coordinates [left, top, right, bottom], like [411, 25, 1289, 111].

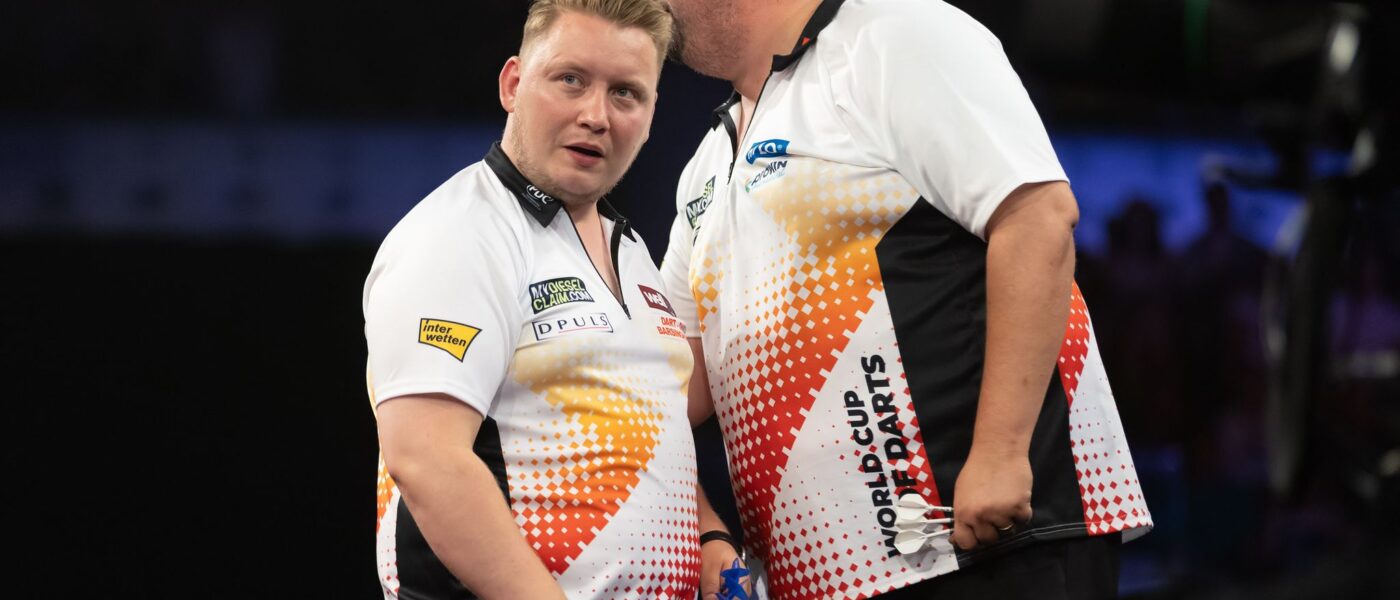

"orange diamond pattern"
[508, 335, 697, 597]
[693, 162, 938, 599]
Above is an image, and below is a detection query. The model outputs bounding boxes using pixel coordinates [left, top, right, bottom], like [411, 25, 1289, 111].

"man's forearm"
[392, 450, 564, 600]
[697, 481, 730, 535]
[974, 185, 1078, 457]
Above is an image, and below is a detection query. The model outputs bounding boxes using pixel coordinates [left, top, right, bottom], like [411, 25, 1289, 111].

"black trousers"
[873, 533, 1122, 600]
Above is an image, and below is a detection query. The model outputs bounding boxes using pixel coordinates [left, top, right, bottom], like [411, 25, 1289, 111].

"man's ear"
[499, 56, 523, 113]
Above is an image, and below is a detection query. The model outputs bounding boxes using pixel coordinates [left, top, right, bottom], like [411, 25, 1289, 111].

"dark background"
[4, 1, 1399, 598]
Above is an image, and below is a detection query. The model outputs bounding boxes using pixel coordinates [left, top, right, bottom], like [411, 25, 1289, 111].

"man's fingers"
[950, 521, 977, 551]
[971, 520, 998, 546]
[700, 577, 720, 598]
[699, 560, 723, 597]
[952, 509, 1031, 550]
[952, 518, 999, 549]
[1017, 504, 1033, 524]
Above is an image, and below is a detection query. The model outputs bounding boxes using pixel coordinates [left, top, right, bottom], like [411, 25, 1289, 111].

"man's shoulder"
[832, 0, 981, 29]
[379, 160, 525, 256]
[823, 0, 999, 55]
[405, 161, 517, 226]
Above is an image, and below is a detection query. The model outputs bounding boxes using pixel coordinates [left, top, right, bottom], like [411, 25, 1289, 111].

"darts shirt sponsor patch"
[418, 318, 481, 361]
[529, 277, 594, 314]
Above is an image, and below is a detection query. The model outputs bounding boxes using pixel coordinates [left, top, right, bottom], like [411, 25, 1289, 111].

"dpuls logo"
[745, 139, 789, 164]
[531, 312, 613, 341]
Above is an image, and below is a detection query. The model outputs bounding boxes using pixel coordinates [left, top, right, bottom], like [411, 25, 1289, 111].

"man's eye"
[614, 88, 636, 99]
[561, 74, 581, 86]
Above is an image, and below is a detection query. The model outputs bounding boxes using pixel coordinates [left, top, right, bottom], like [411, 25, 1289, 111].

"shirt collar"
[709, 91, 742, 129]
[710, 0, 845, 129]
[770, 0, 846, 72]
[483, 142, 634, 240]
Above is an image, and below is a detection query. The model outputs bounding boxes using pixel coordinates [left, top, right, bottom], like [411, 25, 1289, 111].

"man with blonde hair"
[364, 1, 701, 598]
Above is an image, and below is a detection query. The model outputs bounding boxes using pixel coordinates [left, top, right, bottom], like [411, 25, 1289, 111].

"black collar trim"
[709, 91, 742, 129]
[598, 197, 635, 241]
[485, 142, 562, 228]
[483, 142, 633, 240]
[771, 0, 846, 72]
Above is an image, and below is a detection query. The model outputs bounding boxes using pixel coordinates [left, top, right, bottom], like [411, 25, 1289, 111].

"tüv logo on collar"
[745, 139, 790, 164]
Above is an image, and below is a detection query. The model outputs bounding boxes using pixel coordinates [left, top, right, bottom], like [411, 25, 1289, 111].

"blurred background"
[3, 0, 1398, 597]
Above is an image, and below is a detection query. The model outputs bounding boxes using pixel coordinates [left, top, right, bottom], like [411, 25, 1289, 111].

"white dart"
[893, 494, 952, 522]
[893, 527, 952, 555]
[895, 514, 953, 529]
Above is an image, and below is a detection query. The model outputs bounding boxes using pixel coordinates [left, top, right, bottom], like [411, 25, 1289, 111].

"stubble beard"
[670, 2, 744, 80]
[504, 115, 617, 209]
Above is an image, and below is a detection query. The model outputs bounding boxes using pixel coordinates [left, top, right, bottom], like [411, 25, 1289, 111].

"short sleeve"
[829, 1, 1067, 239]
[363, 196, 528, 417]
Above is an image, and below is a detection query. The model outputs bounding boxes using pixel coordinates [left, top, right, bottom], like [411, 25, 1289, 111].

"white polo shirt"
[365, 143, 700, 600]
[661, 1, 1151, 598]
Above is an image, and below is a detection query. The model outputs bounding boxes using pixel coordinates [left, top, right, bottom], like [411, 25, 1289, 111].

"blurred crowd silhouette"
[1076, 179, 1400, 595]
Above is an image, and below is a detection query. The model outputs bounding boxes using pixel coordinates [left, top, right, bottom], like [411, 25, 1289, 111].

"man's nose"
[577, 88, 609, 132]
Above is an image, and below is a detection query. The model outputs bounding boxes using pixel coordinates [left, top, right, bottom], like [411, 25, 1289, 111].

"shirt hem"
[968, 172, 1070, 240]
[372, 380, 492, 418]
[951, 521, 1149, 569]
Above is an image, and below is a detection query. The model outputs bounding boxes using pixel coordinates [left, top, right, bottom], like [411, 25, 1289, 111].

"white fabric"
[661, 0, 1067, 335]
[365, 156, 700, 599]
[658, 2, 1149, 599]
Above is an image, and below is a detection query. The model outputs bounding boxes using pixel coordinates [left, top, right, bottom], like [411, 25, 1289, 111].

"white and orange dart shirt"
[364, 143, 700, 600]
[660, 1, 1152, 598]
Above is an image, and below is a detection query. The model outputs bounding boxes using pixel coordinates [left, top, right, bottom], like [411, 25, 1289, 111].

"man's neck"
[732, 0, 824, 100]
[565, 199, 622, 299]
[564, 199, 601, 227]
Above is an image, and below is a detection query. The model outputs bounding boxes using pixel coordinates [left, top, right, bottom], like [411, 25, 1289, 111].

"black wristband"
[700, 530, 740, 554]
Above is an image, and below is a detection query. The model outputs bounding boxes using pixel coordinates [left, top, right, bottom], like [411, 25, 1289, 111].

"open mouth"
[566, 145, 603, 158]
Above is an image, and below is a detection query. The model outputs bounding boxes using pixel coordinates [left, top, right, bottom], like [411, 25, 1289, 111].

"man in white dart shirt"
[662, 1, 1153, 598]
[363, 2, 705, 598]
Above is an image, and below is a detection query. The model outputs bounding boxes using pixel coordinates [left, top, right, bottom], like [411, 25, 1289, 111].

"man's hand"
[946, 181, 1075, 551]
[700, 539, 749, 600]
[949, 447, 1033, 551]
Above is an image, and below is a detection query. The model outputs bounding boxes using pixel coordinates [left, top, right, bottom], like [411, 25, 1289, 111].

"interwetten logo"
[528, 277, 594, 313]
[745, 139, 790, 164]
[418, 318, 481, 361]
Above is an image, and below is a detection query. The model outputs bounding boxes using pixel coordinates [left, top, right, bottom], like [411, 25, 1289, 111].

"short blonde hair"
[520, 0, 674, 66]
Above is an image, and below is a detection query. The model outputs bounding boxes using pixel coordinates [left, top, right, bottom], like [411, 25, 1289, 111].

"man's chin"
[677, 49, 731, 80]
[548, 167, 621, 200]
[547, 175, 612, 206]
